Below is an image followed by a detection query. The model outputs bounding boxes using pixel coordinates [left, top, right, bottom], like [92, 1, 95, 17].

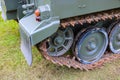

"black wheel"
[44, 27, 74, 56]
[109, 22, 120, 53]
[75, 28, 108, 64]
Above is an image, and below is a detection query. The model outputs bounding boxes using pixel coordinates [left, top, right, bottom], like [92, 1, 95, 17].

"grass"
[1, 13, 120, 80]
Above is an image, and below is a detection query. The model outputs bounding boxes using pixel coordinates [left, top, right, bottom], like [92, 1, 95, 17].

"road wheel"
[74, 28, 108, 64]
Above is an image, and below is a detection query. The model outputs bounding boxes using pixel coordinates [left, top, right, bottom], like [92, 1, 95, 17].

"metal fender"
[19, 14, 60, 65]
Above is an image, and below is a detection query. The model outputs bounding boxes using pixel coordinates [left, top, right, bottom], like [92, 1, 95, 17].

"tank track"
[37, 9, 120, 71]
[61, 9, 120, 28]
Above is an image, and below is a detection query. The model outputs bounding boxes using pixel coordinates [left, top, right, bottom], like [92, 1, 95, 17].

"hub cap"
[75, 28, 108, 64]
[46, 27, 74, 56]
[110, 23, 120, 53]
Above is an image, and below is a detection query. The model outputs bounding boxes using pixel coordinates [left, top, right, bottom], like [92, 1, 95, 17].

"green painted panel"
[50, 0, 120, 19]
[3, 0, 19, 11]
[19, 14, 60, 46]
[36, 0, 50, 6]
[1, 0, 19, 20]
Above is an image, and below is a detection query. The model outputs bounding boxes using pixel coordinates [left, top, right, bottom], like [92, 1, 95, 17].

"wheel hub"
[75, 28, 108, 64]
[87, 40, 97, 51]
[54, 36, 64, 45]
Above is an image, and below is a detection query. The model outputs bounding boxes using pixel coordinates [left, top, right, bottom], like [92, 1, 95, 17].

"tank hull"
[50, 0, 120, 19]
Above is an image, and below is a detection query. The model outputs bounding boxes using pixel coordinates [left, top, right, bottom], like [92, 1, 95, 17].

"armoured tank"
[1, 0, 120, 70]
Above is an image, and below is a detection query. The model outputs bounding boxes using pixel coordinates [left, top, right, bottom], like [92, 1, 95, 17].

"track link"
[38, 8, 120, 71]
[61, 9, 120, 28]
[38, 41, 120, 71]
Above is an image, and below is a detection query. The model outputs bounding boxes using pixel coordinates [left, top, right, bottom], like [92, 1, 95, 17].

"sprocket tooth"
[89, 18, 95, 23]
[54, 57, 64, 66]
[103, 57, 111, 63]
[115, 14, 119, 18]
[103, 13, 110, 19]
[93, 17, 101, 22]
[61, 22, 68, 28]
[44, 55, 52, 60]
[80, 65, 89, 71]
[77, 65, 84, 70]
[61, 23, 66, 28]
[78, 20, 84, 25]
[60, 57, 68, 66]
[71, 60, 82, 69]
[65, 60, 79, 69]
[69, 21, 76, 27]
[51, 57, 59, 64]
[101, 16, 106, 20]
[108, 15, 113, 19]
[60, 58, 64, 66]
[85, 65, 95, 70]
[90, 62, 101, 69]
[85, 16, 92, 23]
[94, 18, 99, 22]
[60, 58, 72, 68]
[86, 19, 92, 23]
[96, 61, 104, 67]
[63, 59, 71, 68]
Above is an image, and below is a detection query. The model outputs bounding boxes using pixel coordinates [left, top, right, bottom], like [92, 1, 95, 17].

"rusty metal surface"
[37, 9, 120, 71]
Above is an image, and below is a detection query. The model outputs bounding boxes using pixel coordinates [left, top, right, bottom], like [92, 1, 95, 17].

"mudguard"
[19, 14, 60, 65]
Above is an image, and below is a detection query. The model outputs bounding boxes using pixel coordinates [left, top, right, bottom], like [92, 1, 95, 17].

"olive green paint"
[1, 0, 19, 20]
[50, 0, 120, 19]
[19, 14, 60, 46]
[2, 0, 120, 20]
